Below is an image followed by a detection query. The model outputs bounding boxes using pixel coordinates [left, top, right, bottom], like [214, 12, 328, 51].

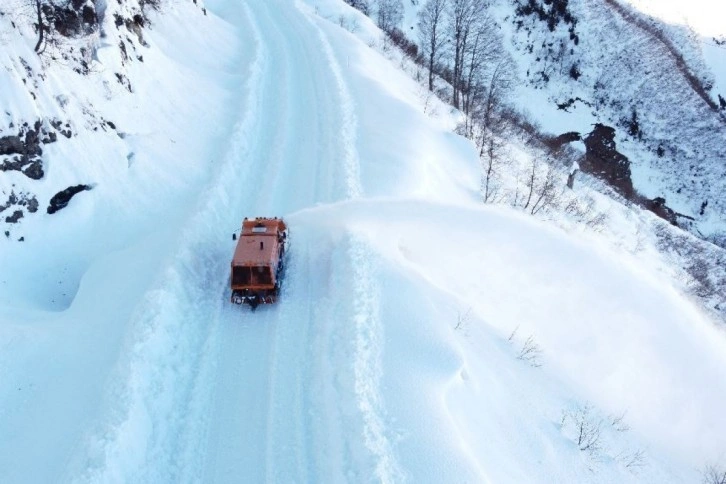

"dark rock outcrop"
[5, 210, 23, 224]
[545, 131, 581, 151]
[0, 156, 44, 180]
[44, 0, 98, 38]
[581, 124, 634, 199]
[0, 136, 27, 156]
[0, 119, 72, 180]
[0, 190, 39, 215]
[580, 125, 686, 224]
[1, 121, 44, 179]
[47, 184, 93, 214]
[646, 197, 677, 225]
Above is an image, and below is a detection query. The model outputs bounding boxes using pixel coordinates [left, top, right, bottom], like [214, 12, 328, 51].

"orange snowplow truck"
[230, 217, 288, 309]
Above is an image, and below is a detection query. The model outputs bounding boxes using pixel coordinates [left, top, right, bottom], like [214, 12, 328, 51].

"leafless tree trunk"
[460, 12, 498, 129]
[376, 0, 403, 33]
[702, 464, 726, 484]
[479, 129, 505, 203]
[417, 0, 447, 92]
[448, 0, 476, 109]
[523, 158, 537, 210]
[476, 57, 515, 134]
[563, 404, 603, 457]
[511, 172, 521, 208]
[33, 0, 45, 53]
[482, 133, 496, 202]
[530, 163, 560, 215]
[567, 169, 577, 189]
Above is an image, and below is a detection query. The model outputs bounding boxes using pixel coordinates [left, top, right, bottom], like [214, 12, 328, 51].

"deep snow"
[1, 0, 725, 482]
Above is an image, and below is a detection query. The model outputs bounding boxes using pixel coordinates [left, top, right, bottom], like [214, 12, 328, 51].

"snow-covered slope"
[500, 0, 726, 240]
[0, 0, 223, 308]
[1, 0, 725, 482]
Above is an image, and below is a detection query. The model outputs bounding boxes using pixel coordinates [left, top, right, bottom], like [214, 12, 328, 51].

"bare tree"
[522, 157, 538, 211]
[562, 404, 603, 457]
[617, 448, 646, 470]
[447, 0, 477, 109]
[460, 11, 500, 123]
[516, 335, 542, 366]
[703, 464, 726, 484]
[466, 57, 516, 204]
[31, 0, 45, 52]
[417, 0, 448, 92]
[344, 0, 371, 15]
[474, 56, 516, 137]
[511, 170, 522, 208]
[529, 162, 560, 215]
[375, 0, 403, 33]
[21, 0, 56, 54]
[519, 155, 562, 216]
[479, 129, 506, 203]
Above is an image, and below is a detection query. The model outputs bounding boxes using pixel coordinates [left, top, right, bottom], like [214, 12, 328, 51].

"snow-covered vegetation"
[1, 0, 725, 482]
[339, 0, 726, 320]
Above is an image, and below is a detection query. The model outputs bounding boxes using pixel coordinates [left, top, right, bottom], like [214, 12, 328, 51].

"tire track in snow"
[80, 0, 401, 481]
[296, 0, 363, 200]
[246, 2, 358, 480]
[74, 2, 270, 482]
[348, 235, 404, 483]
[297, 4, 403, 481]
[203, 1, 347, 481]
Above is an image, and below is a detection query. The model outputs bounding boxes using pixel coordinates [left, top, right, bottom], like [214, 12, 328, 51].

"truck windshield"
[233, 266, 272, 285]
[233, 267, 251, 285]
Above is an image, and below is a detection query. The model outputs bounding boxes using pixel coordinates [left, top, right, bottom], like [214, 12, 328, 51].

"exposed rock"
[581, 124, 634, 199]
[26, 196, 39, 213]
[0, 136, 25, 155]
[0, 118, 72, 180]
[555, 97, 591, 112]
[44, 0, 98, 38]
[545, 131, 581, 151]
[47, 185, 93, 214]
[0, 190, 38, 214]
[0, 155, 44, 180]
[700, 200, 708, 216]
[5, 210, 23, 224]
[646, 197, 677, 225]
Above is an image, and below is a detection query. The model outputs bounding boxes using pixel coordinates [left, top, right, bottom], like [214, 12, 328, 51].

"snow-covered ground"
[623, 0, 726, 38]
[488, 0, 726, 240]
[1, 0, 725, 482]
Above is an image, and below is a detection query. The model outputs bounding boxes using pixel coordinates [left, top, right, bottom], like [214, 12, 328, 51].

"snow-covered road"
[79, 0, 391, 481]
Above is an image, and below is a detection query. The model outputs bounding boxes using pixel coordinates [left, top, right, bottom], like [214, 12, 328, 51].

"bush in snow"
[702, 464, 726, 484]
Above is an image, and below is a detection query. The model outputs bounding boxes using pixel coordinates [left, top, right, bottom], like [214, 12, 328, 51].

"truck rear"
[230, 217, 288, 308]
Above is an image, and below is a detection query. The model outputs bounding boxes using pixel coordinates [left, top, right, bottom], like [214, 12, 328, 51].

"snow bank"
[291, 197, 726, 481]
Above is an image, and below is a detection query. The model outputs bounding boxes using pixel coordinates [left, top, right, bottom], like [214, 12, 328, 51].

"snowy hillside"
[1, 0, 726, 482]
[502, 0, 726, 240]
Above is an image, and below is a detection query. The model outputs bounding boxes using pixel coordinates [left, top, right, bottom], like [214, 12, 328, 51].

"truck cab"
[230, 217, 288, 308]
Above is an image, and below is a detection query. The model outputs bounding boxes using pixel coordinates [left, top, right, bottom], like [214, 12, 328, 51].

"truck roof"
[241, 217, 286, 236]
[232, 218, 286, 267]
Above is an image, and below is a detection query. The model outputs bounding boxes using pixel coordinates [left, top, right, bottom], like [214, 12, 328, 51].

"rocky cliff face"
[507, 0, 726, 244]
[0, 0, 207, 241]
